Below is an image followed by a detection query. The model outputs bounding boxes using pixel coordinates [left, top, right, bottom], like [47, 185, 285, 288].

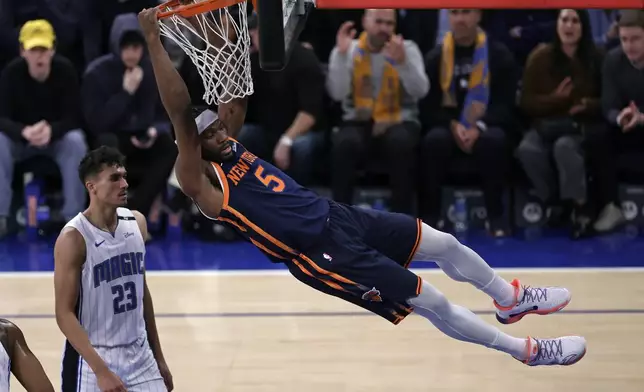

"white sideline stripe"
[1, 267, 643, 279]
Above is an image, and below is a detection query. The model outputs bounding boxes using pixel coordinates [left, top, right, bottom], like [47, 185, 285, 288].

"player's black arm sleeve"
[4, 320, 55, 391]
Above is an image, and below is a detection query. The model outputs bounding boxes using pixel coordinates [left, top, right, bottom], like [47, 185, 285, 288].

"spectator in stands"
[587, 9, 621, 50]
[396, 9, 439, 56]
[82, 13, 176, 219]
[327, 9, 429, 214]
[81, 0, 160, 64]
[0, 1, 85, 71]
[240, 14, 325, 186]
[306, 9, 438, 63]
[482, 10, 558, 68]
[516, 9, 603, 239]
[420, 9, 517, 236]
[585, 10, 644, 233]
[0, 19, 87, 238]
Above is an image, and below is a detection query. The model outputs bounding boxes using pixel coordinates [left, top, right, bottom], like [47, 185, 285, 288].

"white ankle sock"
[480, 275, 518, 307]
[492, 332, 528, 359]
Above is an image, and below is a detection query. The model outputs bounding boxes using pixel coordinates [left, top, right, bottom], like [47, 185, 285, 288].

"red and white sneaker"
[494, 279, 571, 324]
[516, 336, 587, 366]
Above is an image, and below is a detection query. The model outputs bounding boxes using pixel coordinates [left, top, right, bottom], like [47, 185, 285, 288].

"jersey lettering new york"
[204, 139, 330, 261]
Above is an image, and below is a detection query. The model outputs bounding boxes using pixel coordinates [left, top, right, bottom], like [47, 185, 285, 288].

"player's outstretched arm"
[54, 228, 125, 391]
[138, 9, 203, 189]
[132, 211, 174, 391]
[138, 8, 224, 217]
[0, 319, 54, 392]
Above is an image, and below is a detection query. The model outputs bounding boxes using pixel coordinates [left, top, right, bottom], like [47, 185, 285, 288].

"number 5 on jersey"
[112, 281, 137, 315]
[255, 165, 285, 192]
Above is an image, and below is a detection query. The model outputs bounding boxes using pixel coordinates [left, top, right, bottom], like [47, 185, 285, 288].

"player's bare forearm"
[7, 322, 55, 392]
[139, 9, 200, 148]
[140, 8, 190, 115]
[139, 8, 205, 194]
[175, 160, 225, 217]
[143, 280, 165, 361]
[56, 313, 109, 375]
[145, 35, 192, 125]
[54, 229, 109, 376]
[218, 97, 248, 138]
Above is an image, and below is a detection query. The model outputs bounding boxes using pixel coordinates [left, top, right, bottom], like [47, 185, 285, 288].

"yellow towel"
[440, 29, 490, 128]
[352, 32, 401, 124]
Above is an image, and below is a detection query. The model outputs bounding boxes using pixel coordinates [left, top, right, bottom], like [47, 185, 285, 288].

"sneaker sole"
[524, 348, 587, 367]
[496, 298, 571, 325]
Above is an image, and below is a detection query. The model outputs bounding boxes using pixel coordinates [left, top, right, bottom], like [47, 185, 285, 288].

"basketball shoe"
[494, 279, 571, 324]
[516, 336, 587, 366]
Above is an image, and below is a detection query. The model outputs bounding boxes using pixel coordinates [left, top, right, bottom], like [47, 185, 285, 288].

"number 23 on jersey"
[112, 281, 137, 315]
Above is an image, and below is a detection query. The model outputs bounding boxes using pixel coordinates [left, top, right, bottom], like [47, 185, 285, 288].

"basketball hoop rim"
[156, 0, 251, 19]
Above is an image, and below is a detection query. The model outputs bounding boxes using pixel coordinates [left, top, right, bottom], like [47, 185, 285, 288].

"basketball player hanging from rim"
[138, 5, 587, 367]
[53, 146, 173, 392]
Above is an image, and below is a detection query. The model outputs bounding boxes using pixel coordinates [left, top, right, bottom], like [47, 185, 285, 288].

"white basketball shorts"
[61, 334, 166, 392]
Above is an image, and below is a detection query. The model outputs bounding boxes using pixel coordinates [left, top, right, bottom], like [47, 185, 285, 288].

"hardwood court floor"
[2, 269, 643, 391]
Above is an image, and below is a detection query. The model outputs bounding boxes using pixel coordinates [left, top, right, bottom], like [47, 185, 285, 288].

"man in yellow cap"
[20, 19, 56, 48]
[19, 19, 57, 81]
[0, 19, 88, 238]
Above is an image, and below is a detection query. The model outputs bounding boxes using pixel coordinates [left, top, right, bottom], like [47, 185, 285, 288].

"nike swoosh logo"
[95, 240, 105, 247]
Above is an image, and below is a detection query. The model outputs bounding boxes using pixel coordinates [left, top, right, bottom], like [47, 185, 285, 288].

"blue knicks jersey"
[208, 139, 330, 260]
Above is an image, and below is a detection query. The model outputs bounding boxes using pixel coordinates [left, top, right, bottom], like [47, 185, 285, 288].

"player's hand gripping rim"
[138, 8, 161, 43]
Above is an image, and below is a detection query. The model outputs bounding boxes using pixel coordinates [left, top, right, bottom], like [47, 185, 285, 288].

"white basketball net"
[158, 1, 253, 105]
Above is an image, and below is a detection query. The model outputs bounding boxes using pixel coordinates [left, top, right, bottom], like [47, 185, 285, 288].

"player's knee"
[415, 222, 461, 260]
[409, 280, 452, 316]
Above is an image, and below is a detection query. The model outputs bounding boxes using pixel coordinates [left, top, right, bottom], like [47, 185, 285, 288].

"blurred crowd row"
[0, 3, 643, 241]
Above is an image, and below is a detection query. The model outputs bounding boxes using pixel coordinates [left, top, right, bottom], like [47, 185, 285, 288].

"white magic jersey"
[64, 208, 146, 347]
[60, 209, 165, 392]
[0, 342, 9, 392]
